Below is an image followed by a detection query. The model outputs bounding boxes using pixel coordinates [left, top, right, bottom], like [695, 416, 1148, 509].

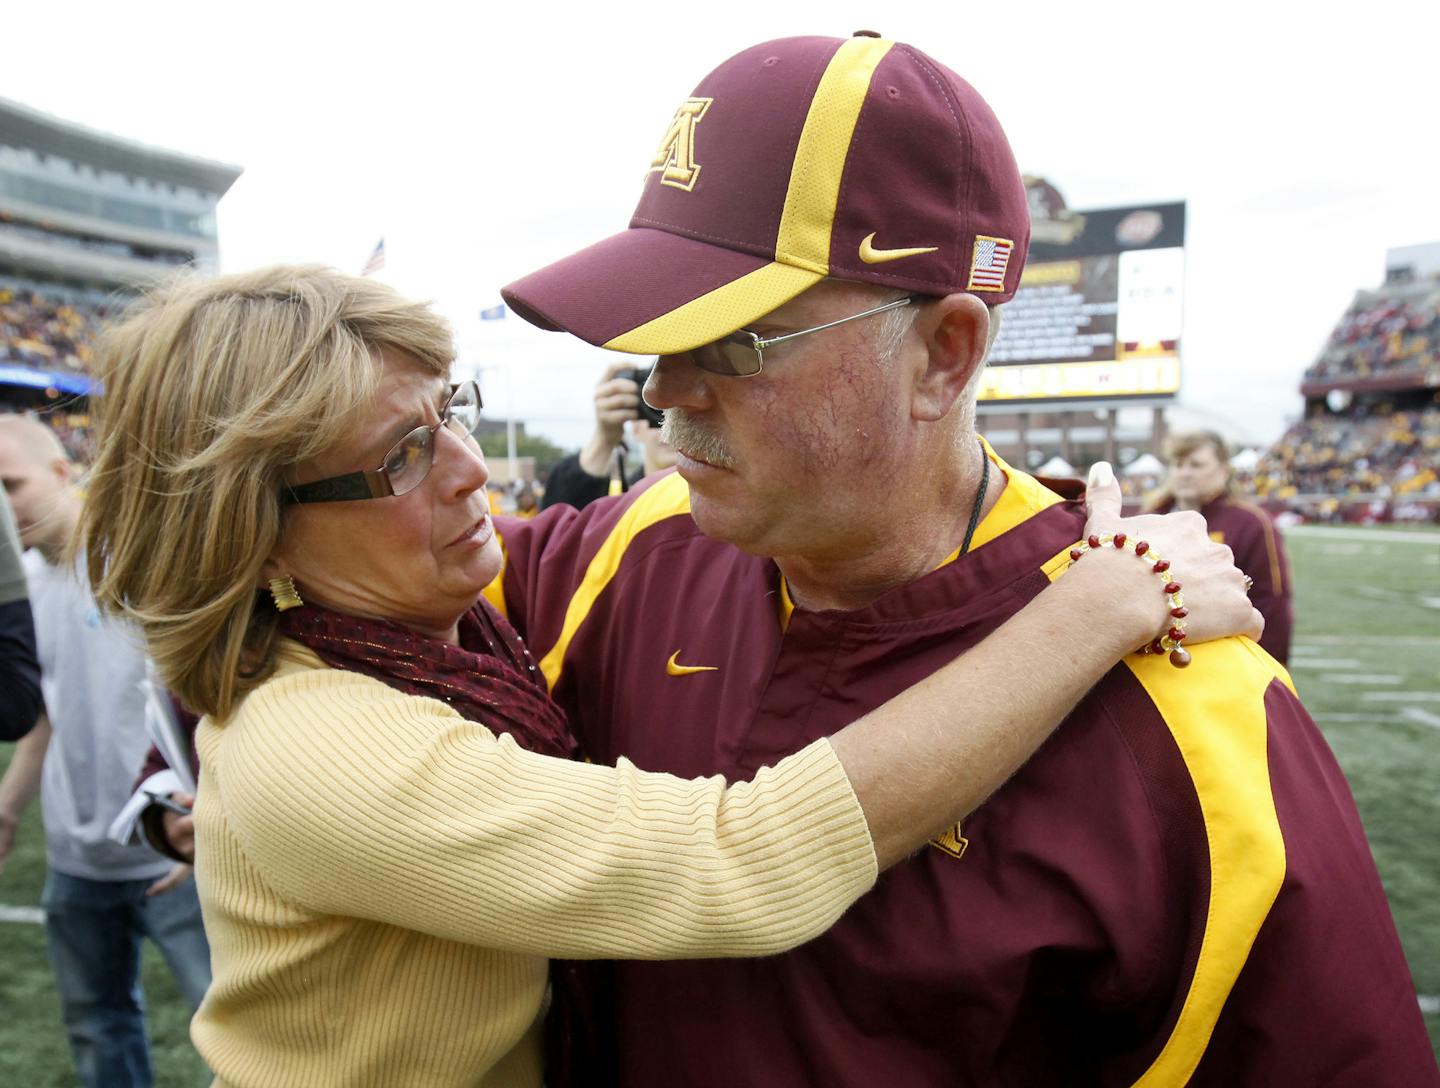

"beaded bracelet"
[1068, 532, 1191, 667]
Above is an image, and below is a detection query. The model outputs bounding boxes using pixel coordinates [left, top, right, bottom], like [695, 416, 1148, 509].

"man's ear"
[911, 293, 990, 422]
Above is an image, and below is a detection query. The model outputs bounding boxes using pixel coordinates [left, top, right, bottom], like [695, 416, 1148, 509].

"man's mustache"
[660, 408, 736, 469]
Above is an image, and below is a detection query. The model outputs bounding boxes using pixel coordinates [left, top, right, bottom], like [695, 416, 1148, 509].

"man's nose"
[645, 353, 716, 411]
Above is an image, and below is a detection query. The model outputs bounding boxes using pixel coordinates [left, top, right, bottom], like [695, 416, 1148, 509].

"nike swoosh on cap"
[666, 650, 719, 676]
[858, 232, 939, 264]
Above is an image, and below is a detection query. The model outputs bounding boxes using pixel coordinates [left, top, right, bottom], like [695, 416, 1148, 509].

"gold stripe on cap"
[602, 261, 821, 354]
[603, 37, 892, 355]
[775, 36, 894, 272]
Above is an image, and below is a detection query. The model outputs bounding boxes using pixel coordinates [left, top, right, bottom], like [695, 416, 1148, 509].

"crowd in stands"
[1251, 405, 1440, 508]
[0, 286, 114, 374]
[1305, 287, 1440, 385]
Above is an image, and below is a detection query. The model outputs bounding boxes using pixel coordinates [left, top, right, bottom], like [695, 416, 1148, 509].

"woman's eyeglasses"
[284, 380, 483, 504]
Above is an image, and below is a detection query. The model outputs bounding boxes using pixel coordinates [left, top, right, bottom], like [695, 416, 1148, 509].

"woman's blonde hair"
[82, 265, 454, 720]
[1144, 429, 1234, 511]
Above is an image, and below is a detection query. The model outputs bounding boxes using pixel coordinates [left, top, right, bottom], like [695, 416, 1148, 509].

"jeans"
[42, 869, 212, 1088]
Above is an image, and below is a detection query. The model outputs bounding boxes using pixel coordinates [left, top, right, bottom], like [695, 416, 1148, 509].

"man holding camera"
[540, 359, 675, 510]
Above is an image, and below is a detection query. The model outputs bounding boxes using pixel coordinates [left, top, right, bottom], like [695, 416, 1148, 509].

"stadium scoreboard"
[980, 200, 1186, 405]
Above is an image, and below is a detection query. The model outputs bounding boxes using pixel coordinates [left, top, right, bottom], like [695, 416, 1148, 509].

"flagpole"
[505, 365, 518, 483]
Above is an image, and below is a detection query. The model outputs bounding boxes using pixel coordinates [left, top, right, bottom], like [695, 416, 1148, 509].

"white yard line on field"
[1288, 659, 1362, 669]
[1298, 635, 1440, 645]
[1400, 707, 1440, 730]
[1326, 674, 1404, 685]
[1283, 526, 1440, 545]
[1362, 692, 1440, 702]
[0, 904, 43, 925]
[1353, 586, 1408, 602]
[1420, 995, 1440, 1016]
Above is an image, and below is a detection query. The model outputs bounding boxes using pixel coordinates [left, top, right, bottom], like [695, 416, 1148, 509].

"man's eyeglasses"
[284, 380, 483, 504]
[686, 294, 924, 377]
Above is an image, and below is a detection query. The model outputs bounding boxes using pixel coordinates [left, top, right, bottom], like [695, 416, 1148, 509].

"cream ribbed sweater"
[190, 645, 877, 1087]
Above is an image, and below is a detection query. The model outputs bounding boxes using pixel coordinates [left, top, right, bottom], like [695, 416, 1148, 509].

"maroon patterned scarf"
[278, 599, 577, 760]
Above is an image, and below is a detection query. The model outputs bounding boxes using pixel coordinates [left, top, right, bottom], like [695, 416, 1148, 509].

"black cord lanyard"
[957, 438, 990, 558]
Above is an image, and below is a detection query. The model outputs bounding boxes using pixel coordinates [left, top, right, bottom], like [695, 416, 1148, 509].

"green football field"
[0, 524, 1436, 1082]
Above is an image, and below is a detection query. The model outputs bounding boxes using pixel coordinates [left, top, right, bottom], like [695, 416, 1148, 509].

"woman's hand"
[1080, 463, 1263, 651]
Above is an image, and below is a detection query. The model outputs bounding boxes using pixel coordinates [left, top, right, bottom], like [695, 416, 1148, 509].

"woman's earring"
[268, 576, 304, 612]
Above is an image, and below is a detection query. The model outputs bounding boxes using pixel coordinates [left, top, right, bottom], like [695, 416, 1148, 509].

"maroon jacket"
[492, 462, 1435, 1087]
[1155, 495, 1294, 665]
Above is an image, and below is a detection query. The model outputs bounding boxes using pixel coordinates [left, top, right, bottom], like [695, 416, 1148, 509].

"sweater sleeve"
[216, 667, 877, 960]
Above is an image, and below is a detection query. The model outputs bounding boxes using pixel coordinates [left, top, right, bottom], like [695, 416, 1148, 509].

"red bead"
[1164, 582, 1182, 595]
[1170, 607, 1188, 619]
[1134, 540, 1149, 555]
[1070, 548, 1083, 561]
[1088, 534, 1101, 549]
[1150, 638, 1166, 655]
[1169, 647, 1192, 667]
[1112, 532, 1127, 549]
[1168, 627, 1187, 641]
[1152, 559, 1170, 574]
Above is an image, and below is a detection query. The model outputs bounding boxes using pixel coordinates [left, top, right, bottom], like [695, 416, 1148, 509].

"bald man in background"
[0, 415, 210, 1088]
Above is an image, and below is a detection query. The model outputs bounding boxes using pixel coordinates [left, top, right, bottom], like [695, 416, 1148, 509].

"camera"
[626, 366, 665, 429]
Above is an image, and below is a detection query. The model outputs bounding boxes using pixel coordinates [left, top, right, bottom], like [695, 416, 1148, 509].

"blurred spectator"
[0, 415, 210, 1088]
[1148, 431, 1294, 664]
[542, 359, 676, 510]
[514, 483, 540, 519]
[0, 485, 42, 740]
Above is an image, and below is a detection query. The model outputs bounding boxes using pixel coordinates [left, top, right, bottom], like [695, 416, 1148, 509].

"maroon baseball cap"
[502, 33, 1030, 355]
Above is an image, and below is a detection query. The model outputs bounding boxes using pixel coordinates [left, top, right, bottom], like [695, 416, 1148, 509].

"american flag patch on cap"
[967, 235, 1013, 292]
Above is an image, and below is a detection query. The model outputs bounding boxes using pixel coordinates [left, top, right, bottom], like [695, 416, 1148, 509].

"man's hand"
[161, 791, 196, 863]
[0, 716, 49, 876]
[578, 360, 645, 476]
[146, 863, 193, 897]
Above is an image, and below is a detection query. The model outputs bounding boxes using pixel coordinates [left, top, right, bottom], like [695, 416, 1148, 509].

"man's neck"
[779, 439, 1005, 613]
[36, 499, 80, 567]
[1175, 491, 1219, 513]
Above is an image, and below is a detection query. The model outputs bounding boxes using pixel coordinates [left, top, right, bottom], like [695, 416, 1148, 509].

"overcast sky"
[5, 1, 1437, 450]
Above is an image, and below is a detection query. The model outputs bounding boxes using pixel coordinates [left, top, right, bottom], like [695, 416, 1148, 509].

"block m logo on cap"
[649, 97, 713, 191]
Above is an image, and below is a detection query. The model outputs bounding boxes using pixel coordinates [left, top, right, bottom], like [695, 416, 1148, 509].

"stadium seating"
[0, 286, 112, 374]
[1306, 286, 1440, 386]
[1254, 407, 1440, 507]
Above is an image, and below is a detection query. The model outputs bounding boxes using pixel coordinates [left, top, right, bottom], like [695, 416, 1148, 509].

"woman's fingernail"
[1087, 461, 1115, 489]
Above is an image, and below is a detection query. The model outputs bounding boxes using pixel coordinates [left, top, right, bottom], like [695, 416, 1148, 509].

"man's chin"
[687, 493, 773, 556]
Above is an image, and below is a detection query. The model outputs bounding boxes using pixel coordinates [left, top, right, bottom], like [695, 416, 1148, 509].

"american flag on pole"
[360, 238, 386, 277]
[966, 235, 1013, 292]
